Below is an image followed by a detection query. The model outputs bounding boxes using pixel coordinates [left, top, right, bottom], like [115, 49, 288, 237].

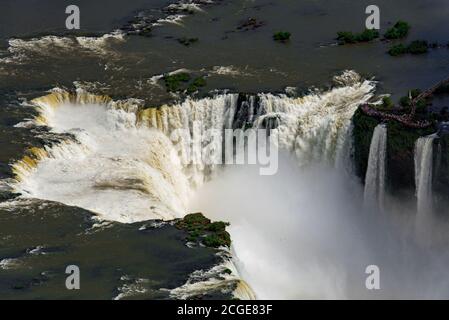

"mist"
[190, 153, 449, 299]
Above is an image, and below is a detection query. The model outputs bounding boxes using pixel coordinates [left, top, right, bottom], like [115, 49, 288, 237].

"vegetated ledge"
[163, 73, 207, 94]
[360, 75, 449, 129]
[353, 75, 449, 197]
[360, 104, 432, 128]
[175, 213, 231, 248]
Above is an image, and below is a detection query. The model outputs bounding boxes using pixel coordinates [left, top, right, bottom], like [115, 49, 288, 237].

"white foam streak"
[0, 31, 125, 64]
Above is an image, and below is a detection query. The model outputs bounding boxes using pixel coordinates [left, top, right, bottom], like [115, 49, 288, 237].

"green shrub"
[380, 96, 394, 109]
[176, 212, 210, 231]
[176, 213, 231, 248]
[410, 89, 422, 98]
[399, 95, 411, 107]
[186, 77, 207, 94]
[337, 31, 356, 44]
[388, 41, 428, 56]
[273, 31, 291, 42]
[337, 29, 379, 44]
[388, 44, 408, 56]
[163, 73, 191, 92]
[384, 21, 410, 39]
[400, 88, 422, 105]
[355, 29, 379, 42]
[203, 232, 231, 248]
[415, 98, 428, 113]
[408, 40, 428, 54]
[207, 221, 230, 232]
[192, 77, 207, 87]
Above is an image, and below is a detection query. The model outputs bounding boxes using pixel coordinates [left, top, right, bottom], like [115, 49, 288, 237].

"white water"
[364, 124, 387, 211]
[415, 134, 437, 225]
[0, 31, 125, 65]
[10, 72, 449, 299]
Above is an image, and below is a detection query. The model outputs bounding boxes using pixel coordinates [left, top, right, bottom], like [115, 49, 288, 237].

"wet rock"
[237, 18, 266, 31]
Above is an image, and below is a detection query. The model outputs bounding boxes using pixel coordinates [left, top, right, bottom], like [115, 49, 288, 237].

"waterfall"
[8, 71, 377, 299]
[364, 124, 387, 211]
[415, 134, 437, 219]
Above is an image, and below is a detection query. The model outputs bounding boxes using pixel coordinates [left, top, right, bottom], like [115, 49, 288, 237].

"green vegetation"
[356, 29, 380, 42]
[399, 89, 421, 107]
[398, 89, 429, 113]
[163, 73, 206, 94]
[380, 96, 394, 109]
[352, 107, 435, 193]
[388, 44, 408, 56]
[203, 233, 231, 248]
[175, 213, 231, 248]
[388, 40, 428, 56]
[408, 40, 429, 54]
[337, 29, 379, 44]
[273, 31, 291, 42]
[177, 37, 199, 46]
[163, 73, 191, 92]
[187, 76, 207, 94]
[384, 21, 410, 39]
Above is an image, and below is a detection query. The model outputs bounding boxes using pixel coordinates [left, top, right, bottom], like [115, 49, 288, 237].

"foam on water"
[0, 32, 125, 65]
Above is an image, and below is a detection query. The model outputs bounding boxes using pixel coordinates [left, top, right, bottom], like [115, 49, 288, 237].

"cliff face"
[435, 134, 449, 211]
[385, 122, 434, 196]
[352, 109, 379, 184]
[352, 108, 435, 199]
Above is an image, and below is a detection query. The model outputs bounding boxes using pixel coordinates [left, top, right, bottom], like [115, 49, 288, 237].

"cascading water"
[415, 134, 437, 222]
[363, 124, 387, 211]
[7, 71, 377, 299]
[11, 71, 373, 223]
[13, 71, 449, 299]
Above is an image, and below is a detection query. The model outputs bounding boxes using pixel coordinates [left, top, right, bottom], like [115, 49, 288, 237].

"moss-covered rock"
[175, 213, 231, 248]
